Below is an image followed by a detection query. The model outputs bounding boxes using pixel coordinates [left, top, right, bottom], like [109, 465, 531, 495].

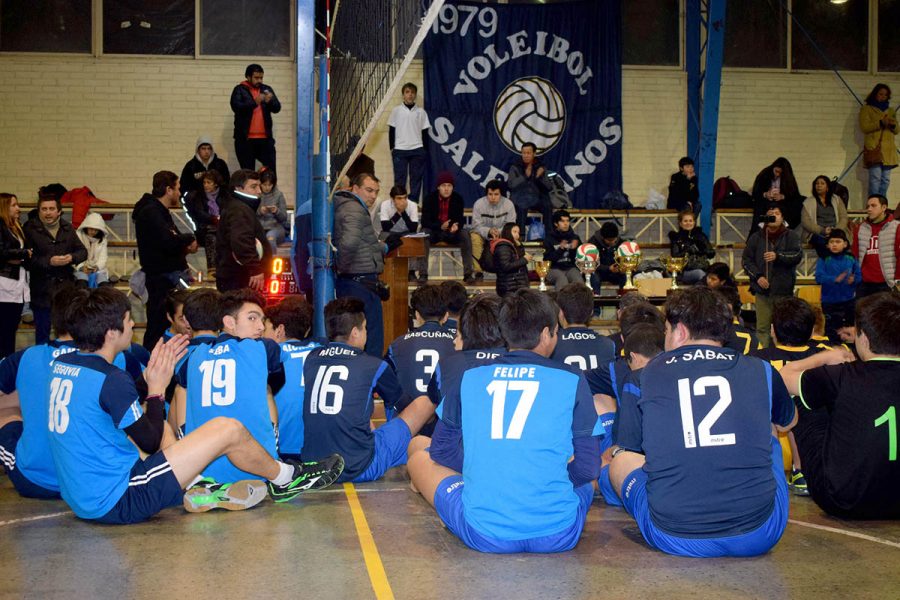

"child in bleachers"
[257, 169, 289, 252]
[703, 262, 737, 290]
[814, 229, 861, 344]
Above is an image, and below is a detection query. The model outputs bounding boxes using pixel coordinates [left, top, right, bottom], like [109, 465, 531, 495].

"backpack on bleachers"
[831, 178, 850, 205]
[547, 172, 572, 209]
[713, 176, 753, 210]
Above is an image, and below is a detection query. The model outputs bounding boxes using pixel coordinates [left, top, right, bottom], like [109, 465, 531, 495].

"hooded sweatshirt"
[75, 212, 109, 272]
[179, 135, 231, 196]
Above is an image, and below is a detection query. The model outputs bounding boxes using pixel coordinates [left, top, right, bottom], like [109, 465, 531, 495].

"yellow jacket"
[859, 104, 899, 167]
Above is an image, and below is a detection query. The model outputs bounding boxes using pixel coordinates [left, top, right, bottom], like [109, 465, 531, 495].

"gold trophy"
[614, 254, 641, 291]
[534, 260, 551, 292]
[661, 256, 688, 290]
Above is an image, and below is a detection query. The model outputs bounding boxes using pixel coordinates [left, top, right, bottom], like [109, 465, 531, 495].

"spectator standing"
[544, 209, 582, 291]
[0, 193, 29, 357]
[420, 171, 475, 284]
[666, 157, 699, 214]
[742, 205, 802, 348]
[507, 142, 552, 238]
[469, 180, 515, 281]
[750, 157, 803, 235]
[815, 229, 861, 343]
[179, 136, 230, 197]
[24, 192, 86, 344]
[231, 63, 281, 171]
[388, 83, 430, 202]
[801, 176, 848, 258]
[132, 171, 198, 350]
[859, 84, 898, 198]
[257, 169, 289, 253]
[491, 223, 531, 297]
[216, 170, 271, 292]
[183, 170, 225, 278]
[852, 194, 900, 298]
[333, 173, 389, 356]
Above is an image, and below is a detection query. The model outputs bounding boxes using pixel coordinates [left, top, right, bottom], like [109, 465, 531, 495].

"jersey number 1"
[486, 380, 538, 440]
[678, 376, 736, 448]
[874, 405, 897, 461]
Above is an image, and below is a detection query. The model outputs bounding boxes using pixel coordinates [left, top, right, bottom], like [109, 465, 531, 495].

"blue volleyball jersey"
[551, 326, 616, 371]
[385, 321, 456, 398]
[46, 353, 144, 519]
[440, 350, 602, 541]
[611, 367, 645, 451]
[302, 342, 406, 481]
[444, 318, 458, 338]
[178, 334, 282, 483]
[275, 338, 322, 455]
[585, 357, 631, 400]
[624, 344, 795, 538]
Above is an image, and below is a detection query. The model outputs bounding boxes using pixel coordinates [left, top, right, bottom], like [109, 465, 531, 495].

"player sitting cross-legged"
[407, 289, 604, 553]
[550, 282, 615, 372]
[301, 297, 435, 482]
[43, 287, 343, 524]
[608, 286, 797, 558]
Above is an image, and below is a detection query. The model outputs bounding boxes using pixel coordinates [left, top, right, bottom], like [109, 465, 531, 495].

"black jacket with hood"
[216, 190, 271, 280]
[132, 194, 195, 276]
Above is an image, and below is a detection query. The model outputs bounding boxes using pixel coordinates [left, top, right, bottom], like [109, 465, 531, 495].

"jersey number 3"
[487, 380, 538, 440]
[678, 376, 736, 448]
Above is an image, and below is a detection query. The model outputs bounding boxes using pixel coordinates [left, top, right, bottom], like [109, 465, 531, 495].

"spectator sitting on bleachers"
[379, 185, 422, 282]
[668, 209, 716, 284]
[258, 169, 289, 253]
[750, 157, 803, 235]
[179, 135, 230, 197]
[507, 142, 552, 239]
[801, 176, 848, 259]
[183, 170, 224, 278]
[544, 210, 583, 292]
[469, 180, 515, 282]
[587, 221, 626, 294]
[420, 171, 475, 285]
[666, 157, 699, 214]
[74, 212, 109, 287]
[702, 261, 737, 291]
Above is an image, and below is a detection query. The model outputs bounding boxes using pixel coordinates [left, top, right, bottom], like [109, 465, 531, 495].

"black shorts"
[94, 451, 184, 525]
[0, 421, 60, 499]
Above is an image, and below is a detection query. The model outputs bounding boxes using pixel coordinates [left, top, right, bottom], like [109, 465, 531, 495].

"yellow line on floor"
[344, 483, 395, 600]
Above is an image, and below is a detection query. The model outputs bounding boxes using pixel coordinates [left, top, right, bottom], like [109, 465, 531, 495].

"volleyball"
[616, 241, 641, 257]
[575, 243, 600, 263]
[493, 76, 567, 155]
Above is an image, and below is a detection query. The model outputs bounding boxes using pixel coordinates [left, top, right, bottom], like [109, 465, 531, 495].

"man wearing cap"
[179, 136, 231, 197]
[420, 171, 476, 284]
[230, 63, 281, 171]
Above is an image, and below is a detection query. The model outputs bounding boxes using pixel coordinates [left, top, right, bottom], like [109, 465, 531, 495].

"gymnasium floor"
[2, 467, 898, 599]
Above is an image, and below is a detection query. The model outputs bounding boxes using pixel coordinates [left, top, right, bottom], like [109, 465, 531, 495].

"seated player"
[302, 297, 435, 482]
[408, 294, 507, 472]
[604, 291, 649, 356]
[264, 295, 321, 461]
[385, 284, 455, 426]
[440, 280, 468, 336]
[551, 282, 615, 371]
[407, 289, 603, 554]
[780, 293, 900, 519]
[44, 287, 344, 524]
[163, 288, 192, 342]
[717, 286, 761, 355]
[753, 297, 831, 496]
[169, 288, 222, 434]
[608, 287, 796, 558]
[177, 289, 287, 485]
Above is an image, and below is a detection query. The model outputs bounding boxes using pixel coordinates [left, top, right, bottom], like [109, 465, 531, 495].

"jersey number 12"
[678, 376, 736, 448]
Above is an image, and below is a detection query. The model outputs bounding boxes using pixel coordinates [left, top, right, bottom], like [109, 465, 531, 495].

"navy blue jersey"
[177, 334, 283, 483]
[606, 332, 623, 357]
[444, 318, 458, 338]
[585, 357, 633, 443]
[621, 344, 795, 538]
[551, 326, 616, 371]
[753, 342, 829, 371]
[726, 320, 762, 355]
[275, 338, 322, 455]
[302, 342, 406, 481]
[439, 350, 602, 541]
[385, 321, 456, 398]
[46, 353, 144, 519]
[612, 367, 644, 450]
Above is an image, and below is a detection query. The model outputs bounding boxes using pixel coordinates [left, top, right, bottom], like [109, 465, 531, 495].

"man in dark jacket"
[544, 209, 582, 291]
[667, 157, 699, 214]
[216, 169, 271, 292]
[24, 194, 87, 344]
[742, 205, 802, 348]
[587, 221, 626, 294]
[231, 63, 281, 171]
[132, 170, 198, 350]
[179, 135, 231, 197]
[420, 171, 475, 284]
[507, 142, 552, 237]
[333, 173, 389, 356]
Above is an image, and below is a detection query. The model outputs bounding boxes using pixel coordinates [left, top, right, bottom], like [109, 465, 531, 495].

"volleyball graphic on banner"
[493, 76, 567, 155]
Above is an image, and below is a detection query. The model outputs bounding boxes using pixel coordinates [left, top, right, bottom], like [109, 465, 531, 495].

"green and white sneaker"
[267, 454, 345, 503]
[789, 468, 810, 496]
[183, 478, 269, 513]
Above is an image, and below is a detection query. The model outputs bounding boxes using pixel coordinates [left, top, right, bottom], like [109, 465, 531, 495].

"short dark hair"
[856, 293, 900, 355]
[714, 285, 742, 317]
[766, 203, 783, 216]
[230, 169, 260, 191]
[266, 295, 313, 340]
[402, 82, 417, 94]
[706, 262, 734, 285]
[772, 297, 815, 346]
[552, 209, 571, 225]
[557, 282, 594, 326]
[499, 289, 558, 350]
[37, 195, 62, 210]
[619, 303, 664, 340]
[245, 63, 264, 78]
[165, 289, 191, 320]
[52, 282, 86, 337]
[389, 185, 407, 198]
[201, 170, 224, 188]
[152, 171, 178, 197]
[678, 156, 694, 169]
[599, 222, 619, 239]
[37, 183, 67, 202]
[868, 194, 889, 207]
[411, 284, 447, 321]
[66, 287, 131, 352]
[325, 297, 366, 341]
[259, 168, 277, 186]
[459, 294, 504, 350]
[521, 142, 537, 152]
[485, 180, 503, 193]
[440, 280, 468, 316]
[664, 287, 732, 344]
[220, 289, 264, 327]
[624, 323, 665, 360]
[183, 289, 222, 332]
[350, 172, 379, 188]
[617, 291, 648, 313]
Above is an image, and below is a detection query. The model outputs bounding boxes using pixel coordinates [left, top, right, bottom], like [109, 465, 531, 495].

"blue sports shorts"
[352, 418, 412, 483]
[0, 421, 59, 499]
[95, 451, 184, 525]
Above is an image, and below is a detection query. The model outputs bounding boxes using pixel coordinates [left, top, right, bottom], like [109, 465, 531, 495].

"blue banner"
[423, 0, 622, 209]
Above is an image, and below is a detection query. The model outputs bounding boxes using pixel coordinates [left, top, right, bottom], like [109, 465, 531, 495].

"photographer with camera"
[742, 205, 802, 348]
